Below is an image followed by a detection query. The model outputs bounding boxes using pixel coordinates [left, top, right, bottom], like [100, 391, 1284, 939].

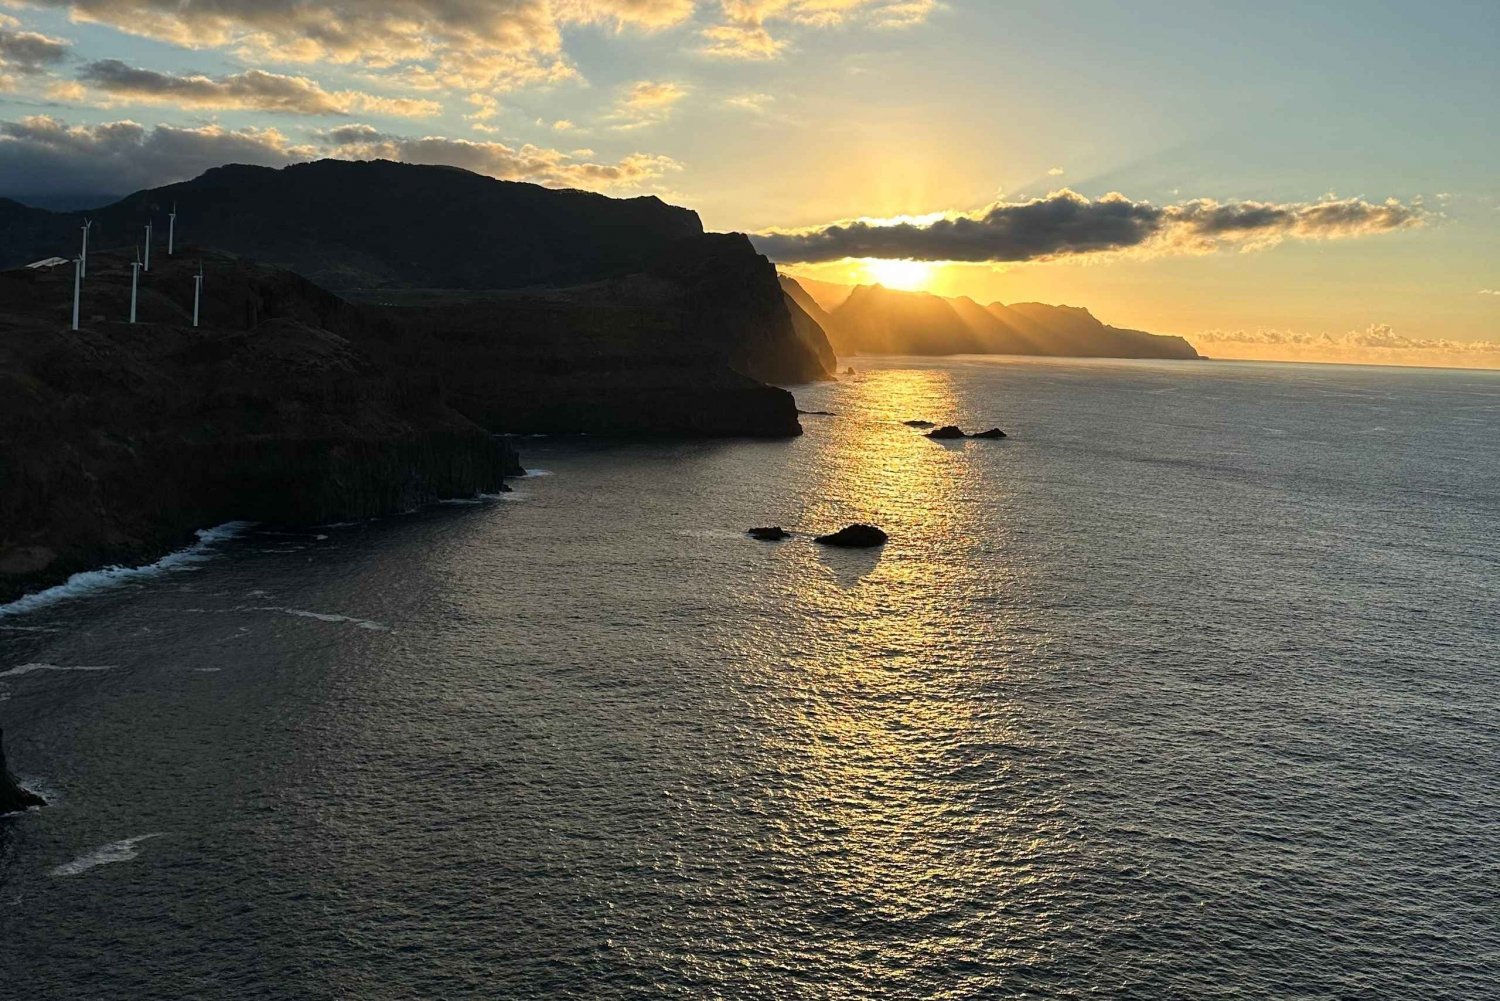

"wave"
[51, 834, 165, 878]
[0, 523, 253, 619]
[0, 664, 115, 679]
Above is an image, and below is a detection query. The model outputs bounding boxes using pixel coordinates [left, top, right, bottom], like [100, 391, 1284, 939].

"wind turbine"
[168, 203, 177, 256]
[79, 219, 93, 279]
[192, 260, 204, 328]
[130, 247, 142, 324]
[72, 255, 83, 331]
[144, 221, 153, 272]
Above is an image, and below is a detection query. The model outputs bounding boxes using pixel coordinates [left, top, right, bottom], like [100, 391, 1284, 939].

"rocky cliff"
[0, 250, 521, 603]
[1, 160, 835, 387]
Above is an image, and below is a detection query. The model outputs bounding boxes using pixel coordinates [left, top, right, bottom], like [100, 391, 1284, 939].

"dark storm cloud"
[751, 189, 1425, 263]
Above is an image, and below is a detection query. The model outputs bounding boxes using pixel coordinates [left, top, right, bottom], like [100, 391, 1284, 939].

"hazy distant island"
[1, 158, 1202, 602]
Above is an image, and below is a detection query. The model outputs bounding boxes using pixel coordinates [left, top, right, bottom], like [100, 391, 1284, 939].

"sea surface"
[2, 357, 1497, 1000]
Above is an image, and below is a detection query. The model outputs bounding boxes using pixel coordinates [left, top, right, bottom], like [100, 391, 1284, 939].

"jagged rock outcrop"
[926, 426, 967, 440]
[1, 726, 45, 813]
[815, 524, 889, 548]
[748, 527, 791, 541]
[0, 250, 520, 603]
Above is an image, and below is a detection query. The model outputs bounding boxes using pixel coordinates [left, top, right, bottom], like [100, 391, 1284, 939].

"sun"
[859, 258, 937, 292]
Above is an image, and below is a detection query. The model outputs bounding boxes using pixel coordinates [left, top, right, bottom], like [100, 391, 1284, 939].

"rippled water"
[2, 357, 1497, 999]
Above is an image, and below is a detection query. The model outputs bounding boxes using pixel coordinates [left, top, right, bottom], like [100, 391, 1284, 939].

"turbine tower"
[168, 203, 177, 256]
[192, 260, 204, 328]
[130, 247, 143, 324]
[79, 219, 93, 279]
[72, 255, 83, 331]
[143, 221, 152, 272]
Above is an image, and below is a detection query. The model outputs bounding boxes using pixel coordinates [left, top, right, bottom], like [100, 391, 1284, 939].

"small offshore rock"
[748, 527, 791, 541]
[925, 425, 966, 440]
[798, 410, 836, 417]
[844, 367, 856, 376]
[814, 524, 888, 548]
[971, 428, 1008, 439]
[903, 420, 937, 428]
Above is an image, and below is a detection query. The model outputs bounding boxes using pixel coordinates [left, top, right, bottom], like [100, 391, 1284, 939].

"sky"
[1, 0, 1496, 365]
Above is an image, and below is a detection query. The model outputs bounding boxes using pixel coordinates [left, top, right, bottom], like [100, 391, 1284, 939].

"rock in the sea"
[903, 420, 937, 428]
[0, 726, 45, 813]
[814, 524, 888, 548]
[748, 527, 791, 541]
[925, 426, 967, 440]
[798, 410, 837, 417]
[971, 428, 1008, 439]
[845, 367, 856, 376]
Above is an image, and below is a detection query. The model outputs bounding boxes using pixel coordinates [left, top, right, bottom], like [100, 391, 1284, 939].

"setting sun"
[860, 258, 938, 292]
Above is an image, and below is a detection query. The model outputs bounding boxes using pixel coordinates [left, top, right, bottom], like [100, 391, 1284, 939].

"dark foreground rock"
[925, 426, 967, 440]
[0, 251, 520, 603]
[748, 527, 791, 541]
[1, 727, 45, 813]
[971, 428, 1008, 439]
[815, 524, 889, 548]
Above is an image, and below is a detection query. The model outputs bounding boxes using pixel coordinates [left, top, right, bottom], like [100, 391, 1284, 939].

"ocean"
[2, 356, 1497, 999]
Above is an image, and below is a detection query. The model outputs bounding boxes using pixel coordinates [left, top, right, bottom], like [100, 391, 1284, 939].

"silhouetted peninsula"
[781, 276, 1200, 360]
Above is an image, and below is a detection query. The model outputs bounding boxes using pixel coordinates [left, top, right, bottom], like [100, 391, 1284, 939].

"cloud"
[0, 114, 311, 195]
[751, 188, 1425, 263]
[609, 79, 686, 128]
[16, 1, 696, 89]
[724, 91, 774, 113]
[1480, 289, 1500, 295]
[75, 60, 441, 117]
[318, 124, 681, 188]
[0, 114, 681, 196]
[701, 0, 936, 58]
[1047, 166, 1064, 176]
[0, 13, 69, 79]
[1192, 324, 1500, 370]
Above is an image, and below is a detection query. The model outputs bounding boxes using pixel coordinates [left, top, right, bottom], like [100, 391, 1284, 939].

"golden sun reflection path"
[705, 367, 1088, 990]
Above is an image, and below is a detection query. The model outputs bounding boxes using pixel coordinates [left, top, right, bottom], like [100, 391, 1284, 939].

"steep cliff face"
[346, 281, 805, 437]
[0, 160, 834, 386]
[0, 251, 520, 604]
[648, 233, 833, 385]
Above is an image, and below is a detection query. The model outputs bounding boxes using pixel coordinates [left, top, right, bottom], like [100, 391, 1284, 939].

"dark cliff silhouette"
[781, 276, 1200, 360]
[0, 160, 834, 386]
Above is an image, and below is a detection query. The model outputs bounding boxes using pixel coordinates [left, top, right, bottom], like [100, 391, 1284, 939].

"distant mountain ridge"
[781, 276, 1200, 361]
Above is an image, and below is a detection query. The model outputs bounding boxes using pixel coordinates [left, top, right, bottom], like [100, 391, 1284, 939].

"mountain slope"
[1, 159, 835, 386]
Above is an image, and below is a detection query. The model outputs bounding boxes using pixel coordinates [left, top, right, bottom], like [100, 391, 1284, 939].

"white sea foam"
[0, 522, 253, 619]
[0, 663, 116, 679]
[50, 834, 164, 877]
[252, 607, 390, 631]
[523, 469, 554, 478]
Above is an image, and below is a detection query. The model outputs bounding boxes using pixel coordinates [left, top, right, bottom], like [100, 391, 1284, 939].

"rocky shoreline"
[0, 251, 523, 604]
